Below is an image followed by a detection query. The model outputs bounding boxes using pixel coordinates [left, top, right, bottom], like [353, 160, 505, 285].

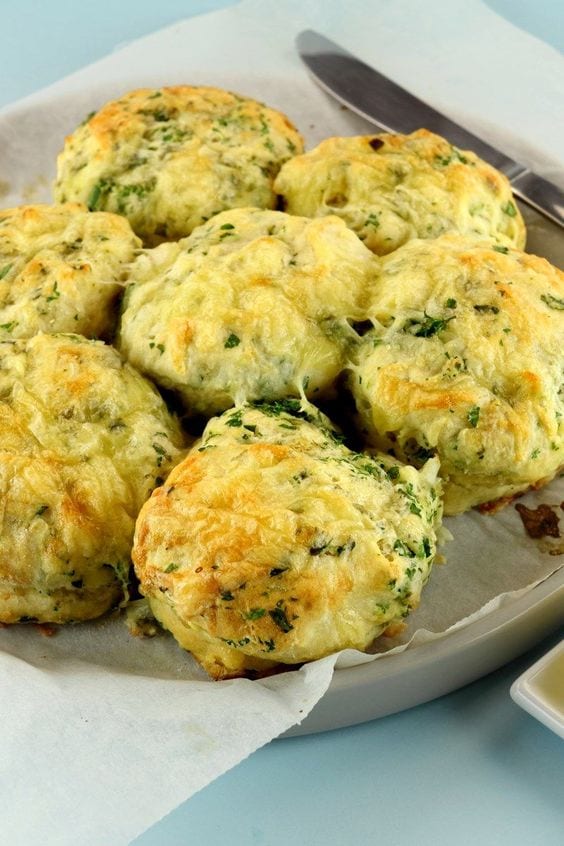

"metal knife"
[296, 29, 564, 229]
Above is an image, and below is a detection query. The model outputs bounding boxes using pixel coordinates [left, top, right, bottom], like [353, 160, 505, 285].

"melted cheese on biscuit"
[54, 86, 303, 244]
[133, 401, 443, 678]
[0, 203, 140, 341]
[118, 208, 378, 417]
[275, 130, 526, 255]
[349, 235, 564, 514]
[0, 333, 184, 624]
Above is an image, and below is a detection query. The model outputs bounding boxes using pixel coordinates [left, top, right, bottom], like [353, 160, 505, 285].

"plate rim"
[284, 566, 564, 736]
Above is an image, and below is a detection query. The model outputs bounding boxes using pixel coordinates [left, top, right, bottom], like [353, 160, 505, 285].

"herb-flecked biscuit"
[0, 333, 184, 624]
[118, 208, 377, 417]
[349, 235, 564, 515]
[274, 130, 526, 255]
[54, 86, 304, 244]
[132, 401, 443, 679]
[0, 203, 141, 341]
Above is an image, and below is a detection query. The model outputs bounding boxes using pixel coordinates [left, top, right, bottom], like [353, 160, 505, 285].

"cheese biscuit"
[55, 86, 303, 244]
[349, 235, 564, 514]
[275, 130, 526, 255]
[0, 333, 184, 624]
[133, 401, 443, 678]
[118, 208, 378, 417]
[0, 203, 140, 341]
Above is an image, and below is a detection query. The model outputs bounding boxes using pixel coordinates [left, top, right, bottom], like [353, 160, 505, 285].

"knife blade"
[296, 29, 564, 229]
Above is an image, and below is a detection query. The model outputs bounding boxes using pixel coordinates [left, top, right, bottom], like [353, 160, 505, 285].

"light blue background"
[1, 3, 562, 845]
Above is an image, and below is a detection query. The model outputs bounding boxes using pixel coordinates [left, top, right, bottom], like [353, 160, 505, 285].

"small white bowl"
[510, 639, 564, 739]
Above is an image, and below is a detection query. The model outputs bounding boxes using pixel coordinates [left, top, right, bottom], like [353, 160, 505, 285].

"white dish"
[510, 637, 564, 739]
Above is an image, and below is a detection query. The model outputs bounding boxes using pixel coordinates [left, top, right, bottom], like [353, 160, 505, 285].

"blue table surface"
[1, 3, 563, 845]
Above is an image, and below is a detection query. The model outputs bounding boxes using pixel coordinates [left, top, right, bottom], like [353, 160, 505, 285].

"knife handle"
[512, 171, 564, 228]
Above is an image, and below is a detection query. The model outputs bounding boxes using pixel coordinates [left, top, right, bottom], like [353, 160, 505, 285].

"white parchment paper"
[0, 1, 563, 843]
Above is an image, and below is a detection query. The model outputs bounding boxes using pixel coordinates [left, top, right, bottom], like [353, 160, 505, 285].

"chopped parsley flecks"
[80, 110, 97, 126]
[221, 636, 251, 648]
[364, 213, 380, 229]
[87, 179, 113, 211]
[164, 563, 179, 573]
[224, 333, 241, 348]
[220, 590, 235, 601]
[252, 398, 306, 420]
[405, 313, 454, 338]
[244, 608, 266, 620]
[219, 223, 235, 231]
[225, 409, 244, 427]
[149, 109, 171, 122]
[45, 281, 60, 302]
[152, 442, 171, 467]
[115, 179, 156, 212]
[309, 539, 356, 557]
[407, 444, 436, 463]
[493, 245, 509, 254]
[541, 293, 564, 310]
[0, 321, 17, 331]
[434, 147, 468, 167]
[467, 405, 480, 428]
[420, 538, 432, 558]
[0, 263, 13, 279]
[445, 298, 457, 309]
[393, 539, 417, 558]
[270, 566, 289, 576]
[292, 469, 309, 483]
[473, 304, 500, 314]
[501, 201, 517, 217]
[269, 605, 294, 633]
[35, 505, 49, 517]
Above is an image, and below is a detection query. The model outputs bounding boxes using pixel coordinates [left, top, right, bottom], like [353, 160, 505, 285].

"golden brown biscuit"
[133, 401, 443, 678]
[54, 86, 303, 244]
[0, 333, 185, 624]
[118, 208, 378, 417]
[0, 203, 140, 341]
[275, 130, 526, 255]
[349, 235, 564, 514]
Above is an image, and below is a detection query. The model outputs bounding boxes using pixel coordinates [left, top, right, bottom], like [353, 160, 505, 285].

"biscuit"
[0, 203, 140, 341]
[349, 235, 564, 514]
[54, 86, 303, 244]
[0, 333, 184, 624]
[274, 130, 526, 255]
[132, 401, 443, 678]
[118, 208, 378, 417]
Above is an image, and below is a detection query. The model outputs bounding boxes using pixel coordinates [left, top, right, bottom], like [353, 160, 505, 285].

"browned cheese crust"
[55, 86, 304, 243]
[133, 402, 442, 678]
[275, 130, 526, 255]
[0, 333, 185, 624]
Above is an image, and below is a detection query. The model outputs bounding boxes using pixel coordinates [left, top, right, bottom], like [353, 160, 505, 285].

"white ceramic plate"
[510, 637, 564, 738]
